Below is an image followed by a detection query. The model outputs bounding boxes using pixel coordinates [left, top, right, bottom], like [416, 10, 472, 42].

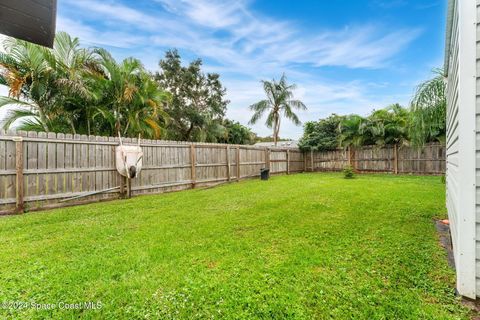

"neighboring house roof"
[0, 0, 57, 48]
[254, 140, 299, 148]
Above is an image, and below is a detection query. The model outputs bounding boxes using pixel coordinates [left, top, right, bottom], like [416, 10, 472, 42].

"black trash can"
[260, 168, 270, 180]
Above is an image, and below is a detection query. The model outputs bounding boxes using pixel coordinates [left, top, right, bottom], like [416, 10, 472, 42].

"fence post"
[303, 151, 307, 172]
[236, 146, 241, 181]
[226, 145, 231, 181]
[13, 137, 24, 214]
[190, 144, 196, 188]
[126, 178, 132, 198]
[119, 175, 126, 198]
[349, 147, 356, 171]
[393, 144, 399, 174]
[310, 150, 314, 172]
[265, 147, 270, 170]
[286, 149, 290, 174]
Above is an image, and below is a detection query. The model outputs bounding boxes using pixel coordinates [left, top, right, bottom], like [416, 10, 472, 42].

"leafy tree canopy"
[0, 35, 257, 144]
[298, 114, 344, 151]
[217, 119, 255, 145]
[0, 32, 170, 139]
[298, 69, 446, 151]
[156, 50, 229, 142]
[300, 104, 414, 151]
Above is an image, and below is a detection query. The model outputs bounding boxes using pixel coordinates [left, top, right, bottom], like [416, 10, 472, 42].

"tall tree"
[155, 50, 229, 142]
[248, 74, 306, 146]
[409, 69, 446, 146]
[298, 114, 344, 151]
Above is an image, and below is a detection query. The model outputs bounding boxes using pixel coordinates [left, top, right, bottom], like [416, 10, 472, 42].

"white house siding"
[445, 0, 477, 299]
[446, 0, 460, 271]
[476, 0, 480, 297]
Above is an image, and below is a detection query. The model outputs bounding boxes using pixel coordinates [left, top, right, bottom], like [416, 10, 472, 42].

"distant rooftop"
[254, 140, 299, 148]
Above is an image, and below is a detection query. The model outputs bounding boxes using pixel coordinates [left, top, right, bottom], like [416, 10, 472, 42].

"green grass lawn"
[0, 173, 471, 319]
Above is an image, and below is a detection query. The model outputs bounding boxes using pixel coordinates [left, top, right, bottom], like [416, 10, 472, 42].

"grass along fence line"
[0, 130, 445, 214]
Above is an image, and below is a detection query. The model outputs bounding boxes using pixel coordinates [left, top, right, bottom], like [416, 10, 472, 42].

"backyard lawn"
[0, 173, 471, 319]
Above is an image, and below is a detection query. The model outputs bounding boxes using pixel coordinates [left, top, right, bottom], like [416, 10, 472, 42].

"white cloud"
[63, 0, 160, 29]
[62, 0, 421, 72]
[56, 16, 149, 48]
[153, 0, 421, 70]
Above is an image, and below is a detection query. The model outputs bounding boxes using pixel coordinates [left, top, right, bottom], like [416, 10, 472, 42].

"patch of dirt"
[435, 220, 480, 318]
[435, 220, 455, 269]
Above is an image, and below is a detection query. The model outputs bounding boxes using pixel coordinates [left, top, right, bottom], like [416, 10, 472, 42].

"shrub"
[343, 166, 355, 179]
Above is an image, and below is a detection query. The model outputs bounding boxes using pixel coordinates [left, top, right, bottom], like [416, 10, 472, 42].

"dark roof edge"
[47, 0, 57, 48]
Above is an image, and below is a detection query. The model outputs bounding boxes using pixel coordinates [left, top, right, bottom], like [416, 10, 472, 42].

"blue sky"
[2, 0, 447, 138]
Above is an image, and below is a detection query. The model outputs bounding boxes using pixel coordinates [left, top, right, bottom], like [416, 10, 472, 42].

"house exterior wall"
[445, 0, 477, 299]
[476, 0, 480, 297]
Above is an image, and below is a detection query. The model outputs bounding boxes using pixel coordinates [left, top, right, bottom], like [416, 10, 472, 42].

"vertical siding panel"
[446, 0, 477, 298]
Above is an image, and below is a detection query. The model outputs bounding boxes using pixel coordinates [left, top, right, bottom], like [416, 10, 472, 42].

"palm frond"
[265, 111, 276, 128]
[1, 108, 38, 129]
[248, 100, 270, 124]
[288, 99, 307, 111]
[283, 106, 301, 126]
[16, 117, 46, 132]
[409, 69, 446, 146]
[0, 96, 35, 109]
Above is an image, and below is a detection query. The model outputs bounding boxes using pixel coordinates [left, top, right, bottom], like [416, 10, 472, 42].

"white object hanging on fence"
[115, 134, 143, 178]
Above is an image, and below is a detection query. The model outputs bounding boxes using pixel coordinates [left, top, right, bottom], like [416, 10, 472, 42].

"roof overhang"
[444, 0, 455, 75]
[0, 0, 57, 48]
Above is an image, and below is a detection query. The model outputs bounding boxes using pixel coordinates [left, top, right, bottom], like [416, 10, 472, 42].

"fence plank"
[190, 144, 196, 188]
[226, 146, 231, 181]
[15, 138, 24, 213]
[236, 146, 240, 181]
[286, 149, 290, 175]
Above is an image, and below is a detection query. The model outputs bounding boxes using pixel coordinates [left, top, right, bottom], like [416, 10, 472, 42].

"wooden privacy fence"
[0, 130, 445, 214]
[0, 130, 303, 214]
[304, 144, 445, 174]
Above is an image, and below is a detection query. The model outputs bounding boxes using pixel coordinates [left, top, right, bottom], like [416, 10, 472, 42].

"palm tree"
[338, 114, 368, 148]
[366, 104, 409, 147]
[409, 69, 446, 146]
[0, 36, 57, 132]
[0, 32, 98, 133]
[124, 72, 171, 139]
[93, 48, 170, 139]
[248, 74, 306, 146]
[48, 32, 101, 135]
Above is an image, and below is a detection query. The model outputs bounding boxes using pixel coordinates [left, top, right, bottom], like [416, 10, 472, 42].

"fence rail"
[0, 130, 445, 214]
